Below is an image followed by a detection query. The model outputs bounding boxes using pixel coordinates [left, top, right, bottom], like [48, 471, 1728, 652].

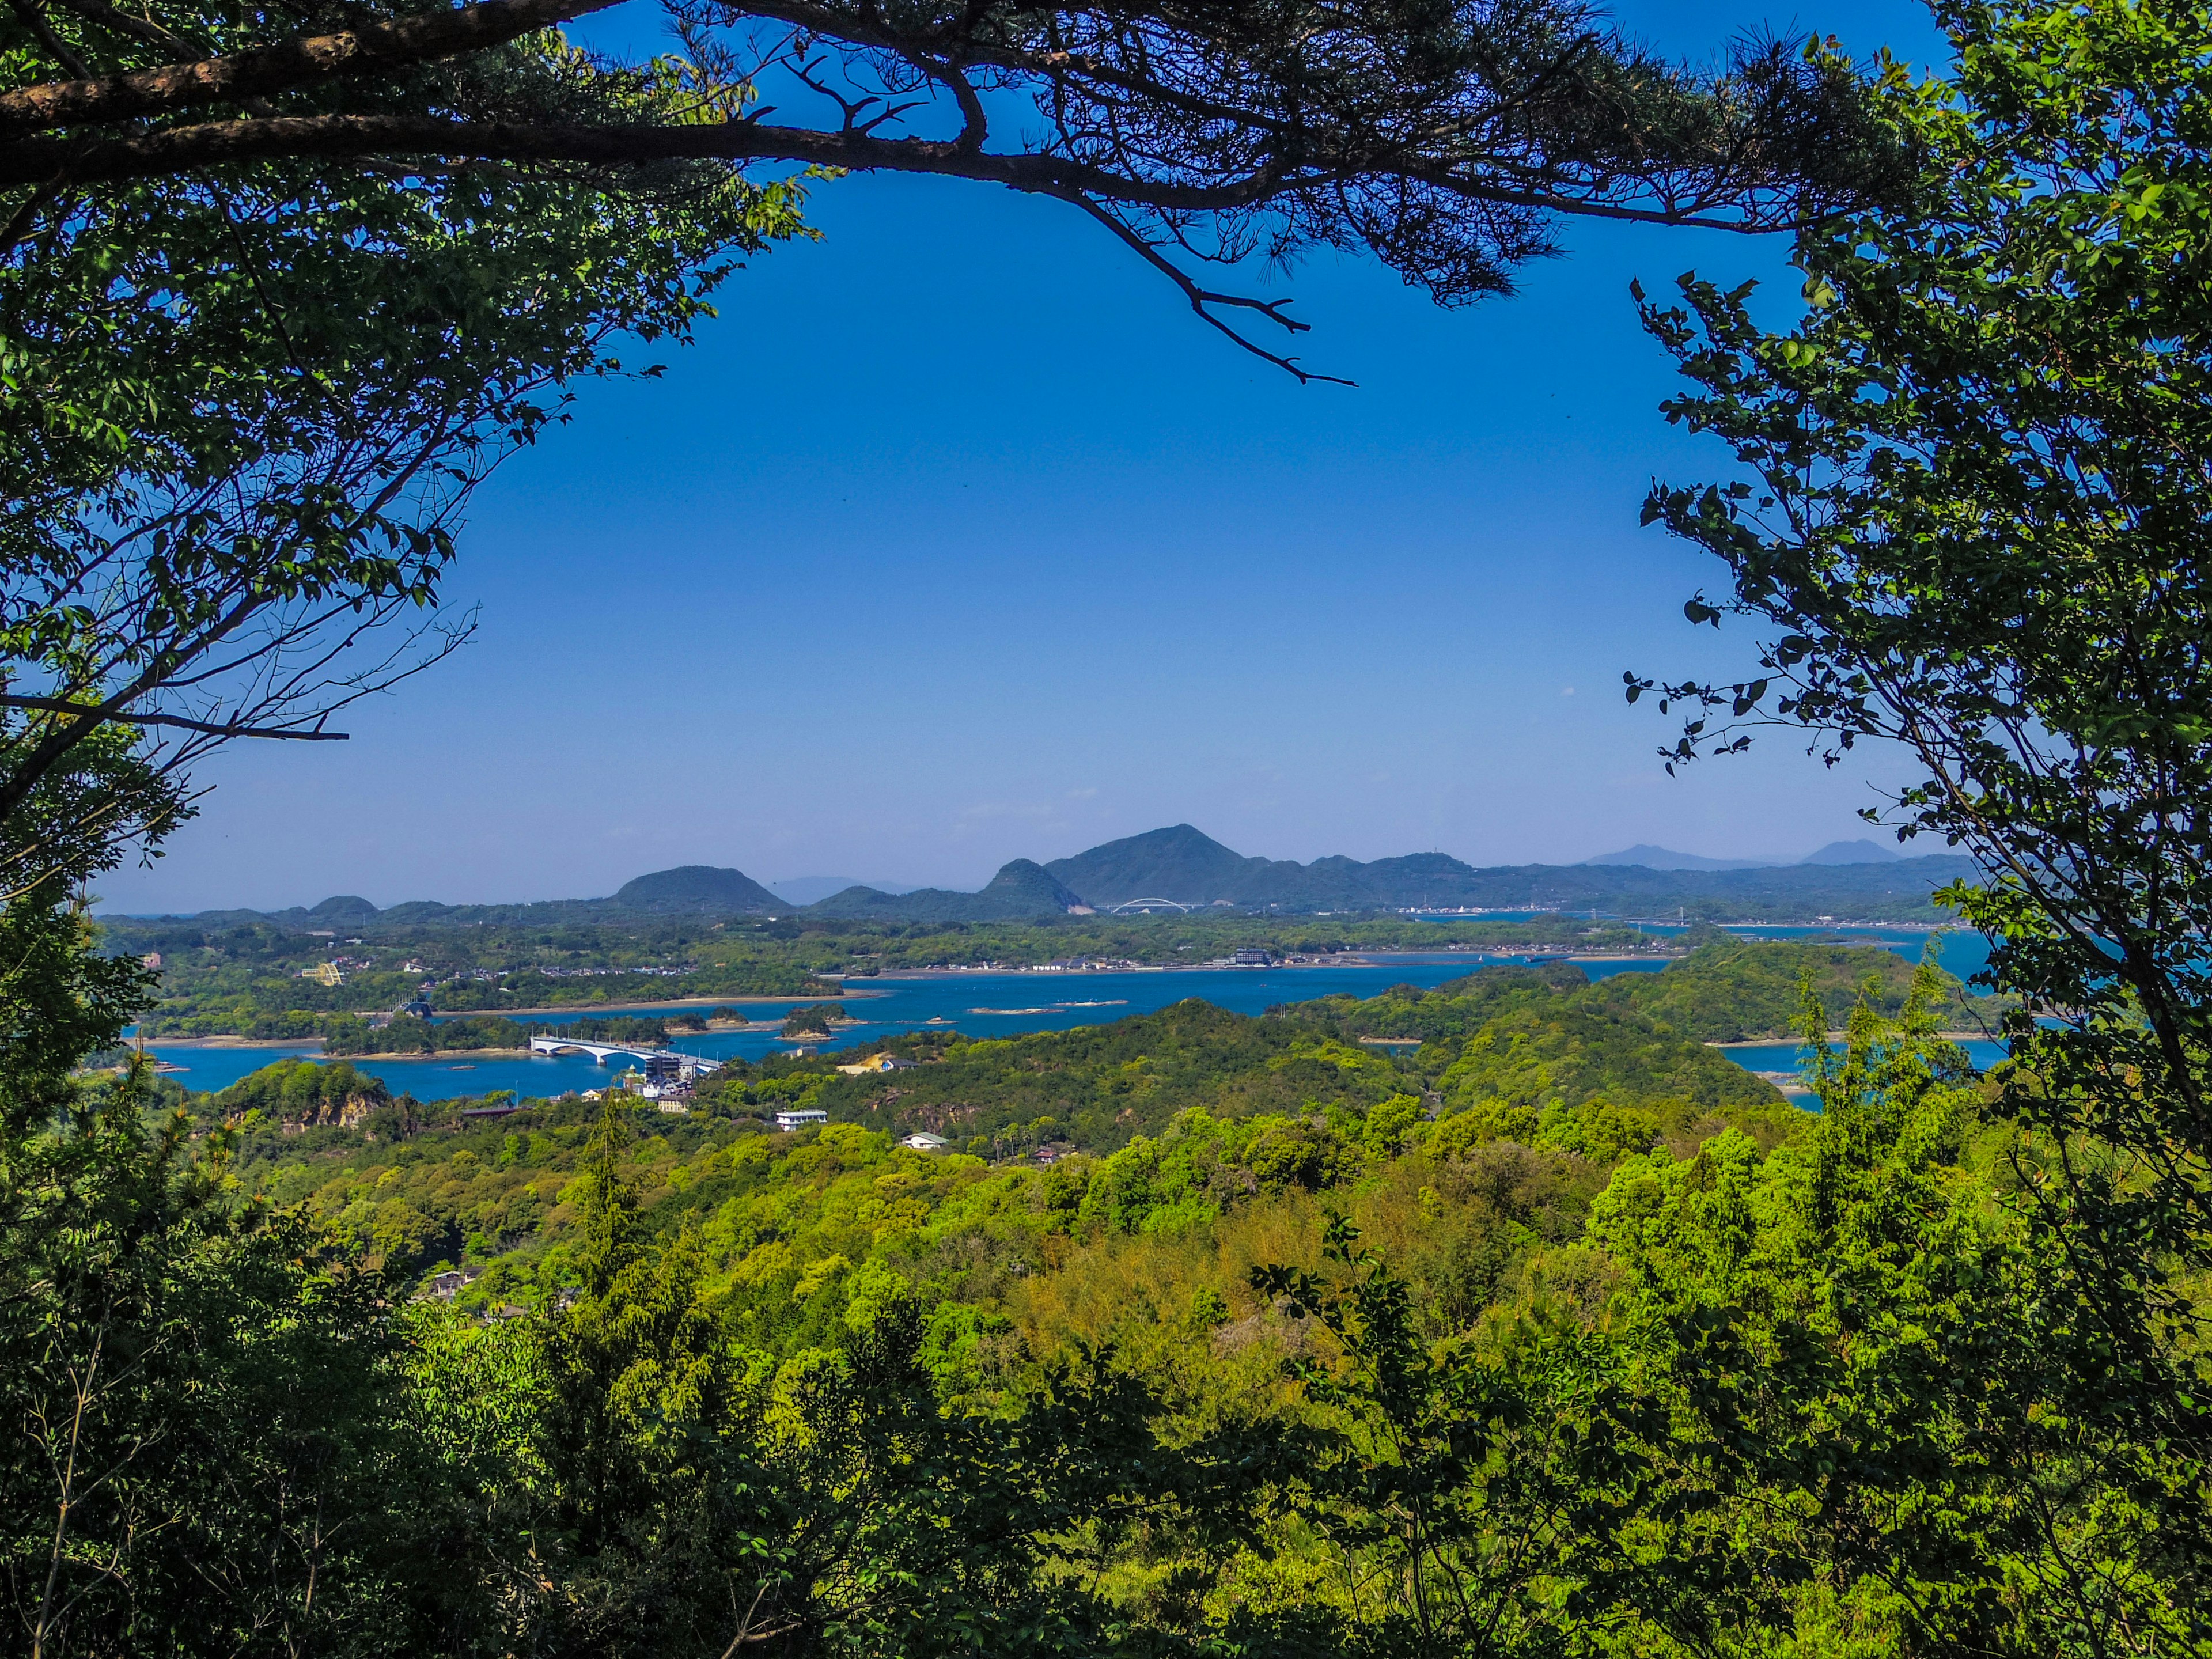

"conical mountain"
[1043, 824, 1255, 906]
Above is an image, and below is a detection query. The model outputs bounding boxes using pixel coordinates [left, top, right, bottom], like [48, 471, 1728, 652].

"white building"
[775, 1108, 829, 1132]
[902, 1132, 950, 1152]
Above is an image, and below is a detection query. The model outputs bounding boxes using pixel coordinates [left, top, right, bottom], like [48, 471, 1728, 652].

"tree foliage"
[0, 52, 804, 893]
[0, 0, 1904, 380]
[1637, 0, 2212, 1628]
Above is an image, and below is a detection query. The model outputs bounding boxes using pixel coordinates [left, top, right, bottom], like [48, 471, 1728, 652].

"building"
[140, 951, 162, 971]
[775, 1108, 830, 1132]
[836, 1053, 917, 1076]
[902, 1132, 950, 1152]
[1232, 948, 1275, 967]
[422, 1266, 480, 1302]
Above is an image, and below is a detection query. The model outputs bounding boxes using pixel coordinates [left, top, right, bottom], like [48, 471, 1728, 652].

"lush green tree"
[414, 1097, 1249, 1657]
[0, 73, 802, 895]
[1635, 0, 2212, 1594]
[1581, 972, 2188, 1654]
[0, 1063, 452, 1658]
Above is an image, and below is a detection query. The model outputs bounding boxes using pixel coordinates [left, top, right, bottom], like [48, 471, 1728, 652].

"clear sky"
[98, 0, 1949, 914]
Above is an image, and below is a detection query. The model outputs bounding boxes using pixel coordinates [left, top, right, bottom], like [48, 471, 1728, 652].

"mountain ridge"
[103, 828, 1975, 925]
[1581, 844, 1780, 872]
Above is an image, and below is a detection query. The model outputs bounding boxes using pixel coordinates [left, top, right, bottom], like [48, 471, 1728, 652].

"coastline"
[1706, 1030, 1998, 1049]
[134, 990, 878, 1041]
[412, 990, 883, 1017]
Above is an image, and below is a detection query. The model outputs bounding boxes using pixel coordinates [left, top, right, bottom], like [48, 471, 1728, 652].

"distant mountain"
[610, 865, 781, 914]
[767, 876, 919, 907]
[1043, 825, 1260, 906]
[1027, 824, 1977, 918]
[307, 893, 382, 921]
[1800, 839, 1902, 865]
[806, 859, 1089, 921]
[1580, 845, 1779, 872]
[98, 833, 1980, 930]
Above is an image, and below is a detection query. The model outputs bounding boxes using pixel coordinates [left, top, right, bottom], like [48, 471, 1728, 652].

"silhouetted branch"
[0, 695, 350, 739]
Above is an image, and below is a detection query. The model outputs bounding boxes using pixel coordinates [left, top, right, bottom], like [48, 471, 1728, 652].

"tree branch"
[1063, 192, 1354, 385]
[0, 0, 626, 137]
[0, 109, 1301, 198]
[0, 694, 350, 739]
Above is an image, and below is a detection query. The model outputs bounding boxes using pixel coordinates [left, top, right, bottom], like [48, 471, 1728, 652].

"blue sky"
[100, 0, 1949, 913]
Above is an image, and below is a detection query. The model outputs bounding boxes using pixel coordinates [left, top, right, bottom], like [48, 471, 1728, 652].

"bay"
[1721, 1037, 2010, 1075]
[129, 928, 2001, 1103]
[135, 955, 1556, 1100]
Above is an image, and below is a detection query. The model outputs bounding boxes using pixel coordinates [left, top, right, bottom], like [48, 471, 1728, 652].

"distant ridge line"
[121, 827, 1971, 925]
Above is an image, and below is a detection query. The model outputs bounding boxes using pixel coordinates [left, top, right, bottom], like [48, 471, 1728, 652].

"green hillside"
[202, 940, 1954, 1290]
[805, 858, 1087, 921]
[609, 864, 782, 913]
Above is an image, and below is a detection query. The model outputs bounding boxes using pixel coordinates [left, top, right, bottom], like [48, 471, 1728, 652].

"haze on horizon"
[87, 0, 1945, 919]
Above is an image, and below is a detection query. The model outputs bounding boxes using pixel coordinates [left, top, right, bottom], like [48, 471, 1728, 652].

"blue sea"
[134, 927, 2001, 1102]
[1722, 1037, 2009, 1075]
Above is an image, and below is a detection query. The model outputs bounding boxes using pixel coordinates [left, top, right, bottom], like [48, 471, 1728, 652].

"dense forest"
[195, 941, 1966, 1300]
[13, 0, 2212, 1652]
[31, 946, 2114, 1654]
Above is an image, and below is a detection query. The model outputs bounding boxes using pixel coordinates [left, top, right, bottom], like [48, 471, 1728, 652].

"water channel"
[135, 926, 2001, 1101]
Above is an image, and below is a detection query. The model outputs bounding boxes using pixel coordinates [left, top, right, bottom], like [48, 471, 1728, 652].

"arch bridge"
[1106, 897, 1192, 914]
[528, 1035, 723, 1073]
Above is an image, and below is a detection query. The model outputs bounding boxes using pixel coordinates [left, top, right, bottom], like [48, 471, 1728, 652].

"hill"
[1031, 824, 1972, 918]
[1580, 844, 1778, 870]
[1800, 839, 1902, 865]
[609, 865, 781, 914]
[1043, 824, 1263, 904]
[100, 835, 1980, 929]
[806, 858, 1089, 921]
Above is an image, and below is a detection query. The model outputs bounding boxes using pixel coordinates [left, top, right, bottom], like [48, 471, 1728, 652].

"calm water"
[136, 930, 2003, 1102]
[1724, 1037, 2009, 1074]
[1415, 914, 1993, 984]
[138, 956, 1550, 1099]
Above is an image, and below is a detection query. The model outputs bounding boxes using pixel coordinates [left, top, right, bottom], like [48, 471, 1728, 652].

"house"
[902, 1132, 950, 1152]
[775, 1108, 830, 1132]
[836, 1053, 917, 1076]
[423, 1266, 480, 1301]
[140, 951, 162, 970]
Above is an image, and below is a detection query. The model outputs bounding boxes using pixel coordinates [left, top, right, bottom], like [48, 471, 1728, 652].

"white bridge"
[1107, 897, 1192, 914]
[528, 1035, 723, 1073]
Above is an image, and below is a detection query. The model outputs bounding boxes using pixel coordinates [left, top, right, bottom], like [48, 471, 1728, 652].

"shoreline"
[415, 990, 884, 1017]
[1707, 1030, 1998, 1049]
[134, 990, 880, 1041]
